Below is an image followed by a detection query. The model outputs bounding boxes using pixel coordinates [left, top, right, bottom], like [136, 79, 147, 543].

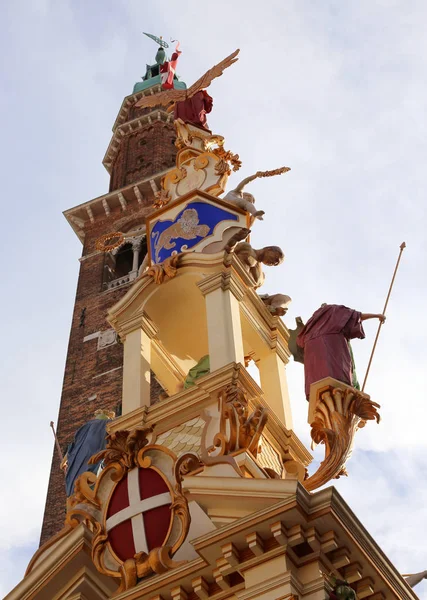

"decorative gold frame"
[65, 428, 191, 595]
[145, 188, 247, 267]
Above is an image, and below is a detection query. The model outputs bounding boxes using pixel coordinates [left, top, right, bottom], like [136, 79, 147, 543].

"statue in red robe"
[296, 304, 385, 399]
[174, 90, 213, 130]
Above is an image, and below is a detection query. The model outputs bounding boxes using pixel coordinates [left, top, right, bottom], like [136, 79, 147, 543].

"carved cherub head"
[259, 246, 285, 266]
[242, 191, 255, 204]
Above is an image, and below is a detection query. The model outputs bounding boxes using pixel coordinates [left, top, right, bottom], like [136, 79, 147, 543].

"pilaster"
[258, 352, 293, 429]
[120, 313, 158, 414]
[197, 270, 246, 371]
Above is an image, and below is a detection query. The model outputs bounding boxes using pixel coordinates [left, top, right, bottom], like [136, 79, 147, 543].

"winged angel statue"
[134, 49, 240, 129]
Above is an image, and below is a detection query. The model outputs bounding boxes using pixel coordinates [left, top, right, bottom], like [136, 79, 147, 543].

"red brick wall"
[40, 121, 172, 545]
[109, 120, 177, 191]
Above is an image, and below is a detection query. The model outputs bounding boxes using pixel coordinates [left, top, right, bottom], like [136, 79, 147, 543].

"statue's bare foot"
[255, 210, 265, 220]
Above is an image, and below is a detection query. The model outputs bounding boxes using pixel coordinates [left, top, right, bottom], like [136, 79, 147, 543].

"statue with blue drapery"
[61, 409, 115, 496]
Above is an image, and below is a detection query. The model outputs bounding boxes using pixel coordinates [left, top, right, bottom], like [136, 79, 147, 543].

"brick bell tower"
[40, 45, 187, 545]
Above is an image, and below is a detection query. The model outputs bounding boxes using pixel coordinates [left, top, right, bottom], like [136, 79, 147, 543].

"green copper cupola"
[133, 34, 187, 94]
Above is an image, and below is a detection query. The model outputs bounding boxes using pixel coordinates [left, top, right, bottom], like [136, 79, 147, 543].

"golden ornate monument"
[5, 41, 419, 600]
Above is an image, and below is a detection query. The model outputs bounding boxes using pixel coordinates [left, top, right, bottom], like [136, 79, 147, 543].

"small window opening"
[114, 243, 133, 277]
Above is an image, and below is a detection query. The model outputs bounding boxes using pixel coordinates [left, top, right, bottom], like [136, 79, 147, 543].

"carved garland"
[303, 386, 380, 492]
[96, 232, 125, 252]
[146, 254, 181, 285]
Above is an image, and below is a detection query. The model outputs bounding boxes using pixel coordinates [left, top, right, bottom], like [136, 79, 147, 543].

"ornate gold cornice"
[108, 363, 312, 472]
[309, 487, 419, 600]
[16, 525, 113, 600]
[19, 479, 417, 600]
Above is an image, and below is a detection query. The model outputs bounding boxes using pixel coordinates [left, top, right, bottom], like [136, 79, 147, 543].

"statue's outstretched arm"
[233, 172, 261, 193]
[233, 166, 291, 192]
[224, 228, 251, 252]
[404, 570, 427, 588]
[361, 313, 386, 323]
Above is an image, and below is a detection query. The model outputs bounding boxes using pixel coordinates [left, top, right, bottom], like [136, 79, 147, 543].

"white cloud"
[338, 450, 427, 598]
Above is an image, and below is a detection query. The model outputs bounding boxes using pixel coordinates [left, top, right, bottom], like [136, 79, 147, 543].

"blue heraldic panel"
[150, 201, 238, 264]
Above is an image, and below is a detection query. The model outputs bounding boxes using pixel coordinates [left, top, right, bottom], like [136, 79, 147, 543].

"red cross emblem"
[66, 429, 191, 592]
[106, 467, 172, 562]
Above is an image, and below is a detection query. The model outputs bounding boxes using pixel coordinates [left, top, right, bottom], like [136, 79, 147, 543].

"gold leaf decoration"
[153, 188, 171, 209]
[199, 384, 268, 475]
[146, 254, 180, 285]
[304, 385, 380, 492]
[96, 232, 125, 252]
[65, 430, 191, 594]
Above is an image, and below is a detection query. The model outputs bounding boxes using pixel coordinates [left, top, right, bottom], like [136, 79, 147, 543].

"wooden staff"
[361, 242, 406, 392]
[50, 420, 64, 464]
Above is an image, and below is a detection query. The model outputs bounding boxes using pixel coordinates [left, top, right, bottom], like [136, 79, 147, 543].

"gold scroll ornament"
[303, 383, 380, 492]
[65, 428, 191, 595]
[200, 384, 268, 475]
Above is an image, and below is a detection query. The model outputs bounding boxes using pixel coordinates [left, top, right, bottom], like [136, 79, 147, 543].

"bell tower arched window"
[103, 234, 147, 290]
[114, 243, 134, 278]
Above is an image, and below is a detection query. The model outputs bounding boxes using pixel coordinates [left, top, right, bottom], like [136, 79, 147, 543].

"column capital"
[197, 269, 247, 302]
[116, 311, 158, 341]
[269, 330, 291, 364]
[131, 235, 144, 251]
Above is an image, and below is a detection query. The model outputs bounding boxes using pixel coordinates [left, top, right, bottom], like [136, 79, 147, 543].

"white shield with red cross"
[106, 466, 173, 562]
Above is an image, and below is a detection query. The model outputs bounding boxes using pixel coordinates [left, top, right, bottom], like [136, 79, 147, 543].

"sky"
[1, 0, 426, 597]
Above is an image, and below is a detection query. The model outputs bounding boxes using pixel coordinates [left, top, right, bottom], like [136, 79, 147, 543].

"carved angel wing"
[185, 48, 240, 97]
[134, 48, 240, 110]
